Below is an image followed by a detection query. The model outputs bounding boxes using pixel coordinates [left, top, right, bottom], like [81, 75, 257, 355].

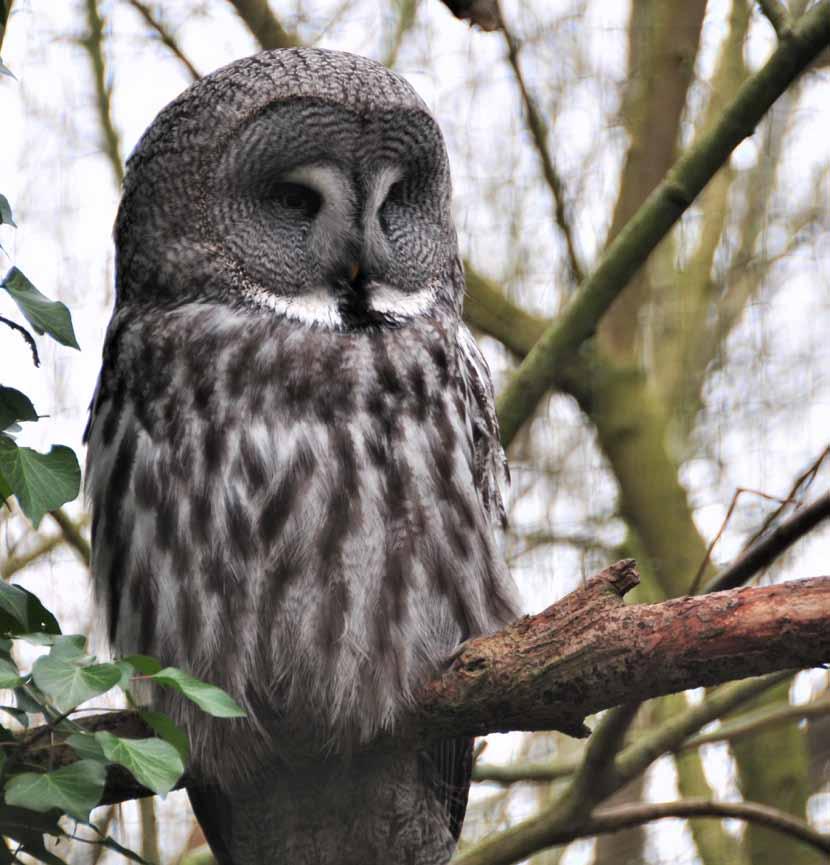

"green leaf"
[0, 654, 22, 688]
[0, 434, 81, 528]
[66, 732, 106, 763]
[4, 760, 106, 821]
[139, 709, 189, 761]
[122, 654, 162, 676]
[0, 385, 37, 430]
[1, 266, 79, 349]
[32, 642, 122, 712]
[149, 667, 246, 718]
[0, 581, 61, 635]
[15, 685, 47, 714]
[0, 193, 15, 227]
[94, 731, 184, 796]
[0, 704, 29, 727]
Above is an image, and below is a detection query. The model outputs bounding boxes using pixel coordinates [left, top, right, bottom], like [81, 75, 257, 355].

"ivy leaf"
[1, 266, 79, 349]
[0, 580, 61, 635]
[0, 465, 12, 503]
[0, 193, 15, 227]
[94, 731, 184, 797]
[0, 434, 81, 527]
[0, 654, 22, 688]
[139, 709, 189, 761]
[0, 703, 29, 727]
[32, 640, 122, 712]
[66, 732, 106, 763]
[122, 654, 162, 676]
[149, 667, 246, 718]
[4, 760, 106, 821]
[0, 385, 37, 431]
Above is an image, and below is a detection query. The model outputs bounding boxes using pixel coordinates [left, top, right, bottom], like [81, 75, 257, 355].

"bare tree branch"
[757, 0, 792, 37]
[500, 16, 583, 285]
[496, 1, 830, 447]
[474, 696, 830, 786]
[82, 0, 124, 187]
[704, 491, 830, 593]
[49, 507, 91, 567]
[126, 0, 201, 81]
[225, 0, 300, 50]
[556, 798, 830, 856]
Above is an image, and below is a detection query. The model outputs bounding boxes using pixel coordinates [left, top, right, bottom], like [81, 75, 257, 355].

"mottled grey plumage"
[85, 48, 518, 864]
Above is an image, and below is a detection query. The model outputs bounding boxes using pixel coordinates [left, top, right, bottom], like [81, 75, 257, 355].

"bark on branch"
[16, 561, 830, 805]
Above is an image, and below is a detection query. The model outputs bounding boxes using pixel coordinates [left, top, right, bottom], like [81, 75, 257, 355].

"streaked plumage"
[85, 48, 518, 864]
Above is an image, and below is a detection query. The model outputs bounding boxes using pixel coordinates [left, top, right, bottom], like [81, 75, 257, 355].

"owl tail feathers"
[185, 747, 462, 865]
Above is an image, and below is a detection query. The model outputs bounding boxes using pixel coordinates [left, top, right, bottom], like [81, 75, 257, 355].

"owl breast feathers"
[85, 48, 518, 864]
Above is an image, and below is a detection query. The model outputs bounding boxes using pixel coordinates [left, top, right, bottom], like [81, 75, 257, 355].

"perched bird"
[85, 48, 518, 864]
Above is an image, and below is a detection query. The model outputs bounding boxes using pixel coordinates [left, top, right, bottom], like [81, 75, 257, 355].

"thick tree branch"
[16, 561, 830, 807]
[225, 0, 300, 50]
[412, 561, 830, 741]
[496, 1, 830, 446]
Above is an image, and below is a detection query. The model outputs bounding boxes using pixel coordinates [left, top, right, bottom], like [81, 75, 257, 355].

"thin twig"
[704, 491, 830, 592]
[744, 444, 829, 548]
[82, 0, 124, 187]
[0, 314, 39, 366]
[125, 0, 201, 82]
[49, 507, 91, 567]
[689, 487, 797, 593]
[582, 798, 830, 856]
[500, 13, 583, 286]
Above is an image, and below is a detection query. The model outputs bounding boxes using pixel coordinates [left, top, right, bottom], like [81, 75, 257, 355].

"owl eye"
[272, 182, 322, 217]
[386, 180, 406, 205]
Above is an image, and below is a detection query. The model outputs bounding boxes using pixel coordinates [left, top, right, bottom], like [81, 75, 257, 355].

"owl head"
[114, 49, 460, 329]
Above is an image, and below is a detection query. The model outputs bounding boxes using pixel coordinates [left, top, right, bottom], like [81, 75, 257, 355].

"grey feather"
[85, 47, 518, 864]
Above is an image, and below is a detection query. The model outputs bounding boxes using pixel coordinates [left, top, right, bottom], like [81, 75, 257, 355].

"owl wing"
[425, 279, 511, 841]
[456, 314, 509, 529]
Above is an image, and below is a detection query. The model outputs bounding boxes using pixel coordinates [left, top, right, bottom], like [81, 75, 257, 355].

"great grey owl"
[85, 48, 518, 864]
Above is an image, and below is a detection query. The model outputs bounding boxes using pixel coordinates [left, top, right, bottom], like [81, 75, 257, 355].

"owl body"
[86, 48, 517, 864]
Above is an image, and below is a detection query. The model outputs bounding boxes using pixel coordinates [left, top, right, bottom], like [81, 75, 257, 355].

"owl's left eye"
[271, 182, 322, 217]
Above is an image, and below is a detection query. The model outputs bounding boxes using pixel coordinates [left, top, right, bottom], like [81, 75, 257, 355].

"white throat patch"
[244, 282, 438, 329]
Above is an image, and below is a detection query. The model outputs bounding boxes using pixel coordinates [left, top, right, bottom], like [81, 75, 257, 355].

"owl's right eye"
[271, 182, 322, 218]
